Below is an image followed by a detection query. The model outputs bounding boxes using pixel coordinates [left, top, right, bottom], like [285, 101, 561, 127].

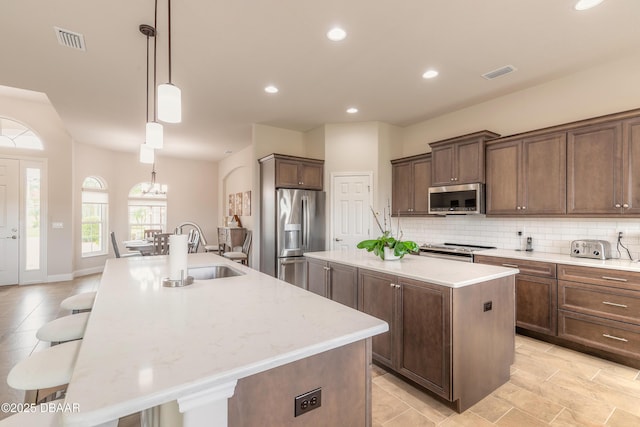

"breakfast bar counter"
[61, 253, 388, 427]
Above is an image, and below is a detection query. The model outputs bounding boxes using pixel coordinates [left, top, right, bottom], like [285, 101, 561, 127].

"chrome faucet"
[174, 221, 208, 247]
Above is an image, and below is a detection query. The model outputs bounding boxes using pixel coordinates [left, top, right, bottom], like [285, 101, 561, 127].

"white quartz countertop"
[476, 248, 640, 273]
[62, 253, 387, 426]
[305, 250, 518, 288]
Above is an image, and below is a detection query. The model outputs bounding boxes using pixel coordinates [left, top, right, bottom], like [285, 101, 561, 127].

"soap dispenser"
[526, 236, 533, 252]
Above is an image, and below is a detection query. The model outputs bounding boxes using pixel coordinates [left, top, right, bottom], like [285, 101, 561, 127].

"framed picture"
[235, 192, 243, 216]
[243, 191, 251, 216]
[228, 194, 235, 215]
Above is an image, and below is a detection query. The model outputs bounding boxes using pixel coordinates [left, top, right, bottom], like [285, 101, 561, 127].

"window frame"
[128, 183, 167, 240]
[81, 176, 109, 257]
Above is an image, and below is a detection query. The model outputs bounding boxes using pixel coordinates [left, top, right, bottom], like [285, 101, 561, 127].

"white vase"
[383, 247, 401, 261]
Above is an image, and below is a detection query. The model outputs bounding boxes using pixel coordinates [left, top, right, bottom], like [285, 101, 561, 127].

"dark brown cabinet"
[567, 121, 623, 215]
[558, 264, 640, 360]
[486, 132, 566, 215]
[390, 154, 431, 215]
[259, 153, 324, 191]
[358, 269, 452, 399]
[306, 258, 358, 309]
[429, 131, 499, 186]
[474, 255, 557, 336]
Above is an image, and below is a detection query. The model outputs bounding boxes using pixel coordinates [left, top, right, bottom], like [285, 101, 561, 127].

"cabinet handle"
[389, 283, 395, 287]
[623, 203, 629, 208]
[602, 301, 628, 308]
[602, 276, 628, 282]
[299, 181, 303, 185]
[395, 284, 401, 289]
[602, 333, 628, 343]
[323, 266, 331, 271]
[516, 206, 521, 210]
[450, 178, 454, 181]
[502, 263, 519, 268]
[522, 206, 526, 210]
[615, 204, 621, 208]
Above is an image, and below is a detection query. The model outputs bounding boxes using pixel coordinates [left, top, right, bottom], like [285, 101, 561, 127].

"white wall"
[401, 54, 640, 157]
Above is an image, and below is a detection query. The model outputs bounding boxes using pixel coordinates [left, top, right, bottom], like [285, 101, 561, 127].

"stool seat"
[222, 251, 246, 261]
[36, 312, 90, 343]
[7, 340, 81, 391]
[60, 291, 96, 312]
[203, 244, 218, 252]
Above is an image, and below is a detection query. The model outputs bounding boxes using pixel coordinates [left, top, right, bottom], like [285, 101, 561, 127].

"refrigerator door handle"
[301, 196, 308, 250]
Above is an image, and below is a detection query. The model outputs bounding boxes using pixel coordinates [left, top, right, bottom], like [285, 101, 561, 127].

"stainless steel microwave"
[428, 183, 484, 215]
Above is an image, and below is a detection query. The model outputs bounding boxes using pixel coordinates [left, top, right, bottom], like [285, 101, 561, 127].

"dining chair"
[153, 233, 172, 255]
[110, 231, 142, 258]
[187, 229, 200, 253]
[222, 231, 252, 265]
[144, 229, 162, 239]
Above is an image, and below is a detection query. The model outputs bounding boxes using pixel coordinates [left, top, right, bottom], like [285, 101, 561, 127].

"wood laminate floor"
[1, 275, 639, 426]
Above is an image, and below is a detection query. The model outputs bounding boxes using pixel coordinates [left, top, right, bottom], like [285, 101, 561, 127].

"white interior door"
[0, 158, 20, 285]
[332, 174, 372, 250]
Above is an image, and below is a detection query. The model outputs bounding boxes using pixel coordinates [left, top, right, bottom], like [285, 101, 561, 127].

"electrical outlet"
[483, 301, 492, 312]
[294, 388, 321, 417]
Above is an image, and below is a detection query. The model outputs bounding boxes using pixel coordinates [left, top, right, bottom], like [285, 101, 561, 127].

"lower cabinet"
[358, 270, 452, 399]
[474, 255, 557, 336]
[306, 258, 358, 309]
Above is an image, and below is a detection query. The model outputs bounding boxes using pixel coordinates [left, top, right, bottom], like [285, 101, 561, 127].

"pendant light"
[157, 0, 182, 123]
[140, 20, 163, 148]
[139, 143, 155, 164]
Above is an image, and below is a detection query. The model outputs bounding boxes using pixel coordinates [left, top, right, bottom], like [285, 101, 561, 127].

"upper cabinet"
[567, 117, 640, 216]
[486, 132, 566, 215]
[429, 131, 500, 186]
[391, 153, 431, 215]
[259, 154, 324, 190]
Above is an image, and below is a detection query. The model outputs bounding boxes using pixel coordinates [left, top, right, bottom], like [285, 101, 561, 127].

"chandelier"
[142, 163, 167, 196]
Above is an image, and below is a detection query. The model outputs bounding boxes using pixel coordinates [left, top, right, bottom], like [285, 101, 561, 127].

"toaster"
[570, 240, 612, 260]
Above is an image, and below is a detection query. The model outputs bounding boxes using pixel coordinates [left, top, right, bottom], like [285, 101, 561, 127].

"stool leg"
[24, 389, 37, 404]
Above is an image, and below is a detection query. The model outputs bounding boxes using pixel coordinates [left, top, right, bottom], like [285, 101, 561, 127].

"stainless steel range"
[418, 242, 496, 262]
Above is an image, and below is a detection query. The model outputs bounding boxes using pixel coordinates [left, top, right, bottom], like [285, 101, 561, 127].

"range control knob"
[593, 250, 600, 256]
[573, 249, 580, 254]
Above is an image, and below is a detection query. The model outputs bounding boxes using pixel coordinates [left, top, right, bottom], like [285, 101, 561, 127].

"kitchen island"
[60, 253, 388, 427]
[305, 250, 519, 412]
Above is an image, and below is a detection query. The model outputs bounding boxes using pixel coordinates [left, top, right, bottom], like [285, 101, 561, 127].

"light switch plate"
[52, 222, 64, 229]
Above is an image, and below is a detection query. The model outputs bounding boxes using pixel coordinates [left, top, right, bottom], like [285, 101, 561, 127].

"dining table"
[123, 239, 155, 256]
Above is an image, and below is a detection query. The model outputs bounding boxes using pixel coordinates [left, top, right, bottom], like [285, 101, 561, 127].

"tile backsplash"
[399, 216, 640, 261]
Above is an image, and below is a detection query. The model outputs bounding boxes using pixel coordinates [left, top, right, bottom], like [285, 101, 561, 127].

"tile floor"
[1, 275, 640, 426]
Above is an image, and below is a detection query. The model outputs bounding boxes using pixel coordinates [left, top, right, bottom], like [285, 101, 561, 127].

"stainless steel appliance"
[418, 242, 496, 262]
[428, 183, 484, 215]
[570, 239, 612, 260]
[261, 189, 325, 288]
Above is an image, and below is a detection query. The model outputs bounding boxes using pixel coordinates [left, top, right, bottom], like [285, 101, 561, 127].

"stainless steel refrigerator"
[260, 189, 325, 288]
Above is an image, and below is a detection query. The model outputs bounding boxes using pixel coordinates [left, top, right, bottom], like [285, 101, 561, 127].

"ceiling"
[1, 0, 639, 161]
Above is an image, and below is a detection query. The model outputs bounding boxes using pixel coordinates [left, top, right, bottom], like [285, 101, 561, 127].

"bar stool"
[7, 340, 81, 404]
[36, 312, 90, 345]
[60, 291, 96, 314]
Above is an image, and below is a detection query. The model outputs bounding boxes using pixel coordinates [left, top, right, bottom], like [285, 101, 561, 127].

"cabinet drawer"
[558, 310, 640, 359]
[558, 280, 640, 325]
[474, 255, 556, 278]
[558, 264, 640, 291]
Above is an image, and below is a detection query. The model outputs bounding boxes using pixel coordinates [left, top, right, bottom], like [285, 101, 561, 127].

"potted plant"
[357, 206, 419, 260]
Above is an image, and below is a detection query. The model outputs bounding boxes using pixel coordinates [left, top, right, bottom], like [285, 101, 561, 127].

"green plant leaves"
[357, 235, 419, 260]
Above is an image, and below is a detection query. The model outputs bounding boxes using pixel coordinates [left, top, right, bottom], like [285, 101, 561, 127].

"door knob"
[334, 238, 343, 241]
[4, 235, 17, 239]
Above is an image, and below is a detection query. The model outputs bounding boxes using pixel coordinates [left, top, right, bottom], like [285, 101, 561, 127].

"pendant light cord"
[145, 33, 150, 123]
[167, 0, 172, 84]
[154, 0, 158, 121]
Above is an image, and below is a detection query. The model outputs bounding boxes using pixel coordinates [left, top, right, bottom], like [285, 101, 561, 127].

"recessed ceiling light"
[422, 70, 439, 79]
[346, 107, 358, 114]
[264, 85, 279, 94]
[574, 0, 604, 10]
[327, 27, 347, 41]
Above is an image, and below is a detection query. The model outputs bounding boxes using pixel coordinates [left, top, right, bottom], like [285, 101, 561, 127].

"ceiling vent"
[54, 27, 86, 51]
[482, 65, 516, 80]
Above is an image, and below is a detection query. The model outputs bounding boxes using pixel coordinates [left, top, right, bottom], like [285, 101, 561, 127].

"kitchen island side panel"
[452, 276, 515, 412]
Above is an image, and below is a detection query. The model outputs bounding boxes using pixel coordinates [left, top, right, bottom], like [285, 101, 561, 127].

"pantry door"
[0, 158, 19, 285]
[331, 173, 372, 251]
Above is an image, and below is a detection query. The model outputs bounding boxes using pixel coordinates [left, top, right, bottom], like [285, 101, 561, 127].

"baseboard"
[73, 266, 104, 277]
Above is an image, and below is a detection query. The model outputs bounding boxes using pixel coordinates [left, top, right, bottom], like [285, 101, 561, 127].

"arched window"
[128, 183, 167, 239]
[0, 117, 44, 150]
[81, 176, 109, 256]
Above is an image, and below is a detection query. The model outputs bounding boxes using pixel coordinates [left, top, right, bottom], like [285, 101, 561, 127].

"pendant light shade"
[139, 143, 155, 164]
[146, 121, 164, 148]
[157, 83, 182, 123]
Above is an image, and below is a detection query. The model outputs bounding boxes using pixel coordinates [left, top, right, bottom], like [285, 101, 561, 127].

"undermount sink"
[188, 265, 245, 280]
